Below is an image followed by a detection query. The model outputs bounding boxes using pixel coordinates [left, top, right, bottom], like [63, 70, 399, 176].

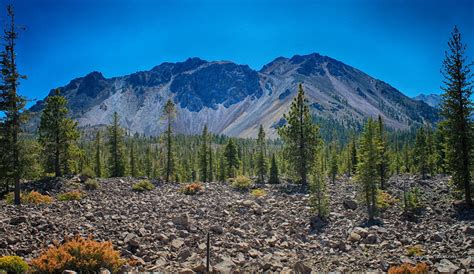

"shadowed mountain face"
[27, 54, 439, 138]
[413, 93, 442, 108]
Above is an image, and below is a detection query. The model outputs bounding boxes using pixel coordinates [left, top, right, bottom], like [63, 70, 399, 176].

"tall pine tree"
[163, 99, 175, 182]
[278, 83, 321, 187]
[198, 125, 209, 182]
[107, 112, 126, 177]
[224, 139, 239, 178]
[376, 115, 389, 189]
[94, 131, 102, 177]
[310, 151, 329, 218]
[256, 125, 268, 183]
[268, 154, 280, 184]
[440, 26, 473, 205]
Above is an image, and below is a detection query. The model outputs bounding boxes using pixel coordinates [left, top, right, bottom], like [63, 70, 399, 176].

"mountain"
[27, 53, 439, 138]
[412, 93, 442, 108]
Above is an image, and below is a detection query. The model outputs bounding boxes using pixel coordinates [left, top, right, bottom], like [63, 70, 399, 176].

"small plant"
[406, 245, 424, 257]
[81, 167, 96, 180]
[84, 179, 99, 190]
[180, 182, 204, 195]
[5, 191, 53, 205]
[132, 180, 155, 192]
[57, 191, 83, 201]
[231, 175, 252, 190]
[0, 255, 29, 273]
[388, 262, 429, 274]
[31, 236, 124, 273]
[404, 187, 423, 212]
[377, 190, 398, 209]
[250, 188, 266, 197]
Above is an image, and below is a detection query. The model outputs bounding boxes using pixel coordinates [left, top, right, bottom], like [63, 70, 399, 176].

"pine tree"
[440, 26, 473, 205]
[130, 141, 137, 177]
[376, 115, 389, 189]
[218, 152, 226, 182]
[268, 154, 280, 184]
[38, 89, 81, 177]
[414, 127, 429, 179]
[163, 99, 175, 182]
[198, 125, 209, 182]
[208, 138, 214, 182]
[350, 134, 358, 176]
[328, 141, 338, 184]
[256, 125, 268, 183]
[107, 112, 126, 177]
[310, 152, 329, 218]
[224, 139, 239, 178]
[278, 83, 321, 187]
[357, 118, 378, 222]
[0, 5, 26, 204]
[94, 131, 102, 177]
[144, 146, 152, 177]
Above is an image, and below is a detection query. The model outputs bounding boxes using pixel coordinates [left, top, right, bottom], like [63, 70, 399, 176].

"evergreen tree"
[94, 131, 102, 177]
[278, 83, 321, 187]
[357, 119, 379, 222]
[268, 154, 280, 184]
[0, 5, 26, 204]
[107, 112, 126, 177]
[208, 139, 214, 182]
[350, 134, 358, 176]
[144, 146, 152, 177]
[130, 141, 137, 177]
[310, 152, 329, 218]
[414, 127, 429, 178]
[402, 142, 411, 173]
[163, 99, 176, 182]
[256, 125, 268, 183]
[376, 115, 389, 189]
[328, 141, 338, 184]
[198, 125, 209, 182]
[38, 89, 81, 177]
[218, 152, 226, 182]
[224, 139, 239, 178]
[440, 26, 473, 205]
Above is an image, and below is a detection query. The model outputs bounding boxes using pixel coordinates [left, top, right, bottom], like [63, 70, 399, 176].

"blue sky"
[6, 0, 474, 107]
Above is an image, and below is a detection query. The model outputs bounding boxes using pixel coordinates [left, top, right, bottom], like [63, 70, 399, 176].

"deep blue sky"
[7, 0, 474, 107]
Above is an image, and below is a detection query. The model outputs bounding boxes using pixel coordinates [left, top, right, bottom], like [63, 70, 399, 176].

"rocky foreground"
[0, 175, 473, 272]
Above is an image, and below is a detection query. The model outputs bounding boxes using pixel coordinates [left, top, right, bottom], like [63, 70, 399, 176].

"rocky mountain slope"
[0, 176, 472, 272]
[413, 93, 442, 108]
[28, 53, 439, 138]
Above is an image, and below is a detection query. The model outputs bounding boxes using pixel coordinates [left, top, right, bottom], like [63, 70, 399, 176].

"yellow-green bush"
[377, 190, 398, 209]
[57, 191, 83, 201]
[250, 188, 266, 197]
[5, 191, 53, 205]
[0, 255, 29, 273]
[84, 179, 99, 190]
[231, 175, 252, 190]
[406, 245, 424, 256]
[31, 236, 124, 273]
[132, 180, 155, 192]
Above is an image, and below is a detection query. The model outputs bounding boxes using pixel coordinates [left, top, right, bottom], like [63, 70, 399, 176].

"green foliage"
[198, 125, 210, 182]
[268, 154, 280, 184]
[132, 180, 155, 192]
[107, 112, 126, 177]
[84, 179, 99, 190]
[57, 191, 83, 201]
[406, 245, 424, 256]
[231, 175, 252, 190]
[404, 187, 423, 212]
[224, 139, 240, 179]
[163, 99, 176, 182]
[94, 131, 102, 178]
[376, 190, 398, 210]
[255, 125, 268, 183]
[129, 141, 138, 177]
[310, 153, 329, 218]
[0, 255, 29, 273]
[278, 84, 321, 186]
[250, 188, 266, 197]
[440, 26, 473, 205]
[414, 127, 429, 178]
[328, 140, 338, 184]
[376, 116, 389, 189]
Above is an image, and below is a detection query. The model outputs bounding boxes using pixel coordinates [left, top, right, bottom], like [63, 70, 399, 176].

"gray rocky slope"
[28, 53, 438, 138]
[0, 175, 472, 272]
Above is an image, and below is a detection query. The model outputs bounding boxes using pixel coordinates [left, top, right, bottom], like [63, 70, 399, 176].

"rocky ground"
[0, 175, 473, 272]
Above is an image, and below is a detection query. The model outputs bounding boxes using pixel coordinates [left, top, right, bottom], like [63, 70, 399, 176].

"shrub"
[406, 245, 424, 256]
[5, 191, 53, 205]
[231, 175, 252, 190]
[250, 188, 266, 197]
[404, 187, 423, 212]
[377, 190, 398, 209]
[0, 256, 29, 273]
[81, 167, 96, 180]
[31, 236, 124, 273]
[84, 179, 99, 190]
[132, 180, 155, 192]
[388, 262, 429, 274]
[57, 191, 83, 201]
[180, 182, 204, 195]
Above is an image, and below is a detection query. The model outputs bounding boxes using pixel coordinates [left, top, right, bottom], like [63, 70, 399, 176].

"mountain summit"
[28, 53, 438, 138]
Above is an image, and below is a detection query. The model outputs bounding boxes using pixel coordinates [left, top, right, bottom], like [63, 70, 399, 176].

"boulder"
[343, 199, 357, 210]
[293, 261, 312, 273]
[364, 234, 377, 244]
[173, 214, 189, 228]
[436, 259, 460, 272]
[9, 216, 27, 225]
[348, 232, 361, 242]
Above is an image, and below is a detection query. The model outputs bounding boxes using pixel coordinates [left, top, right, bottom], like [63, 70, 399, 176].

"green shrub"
[81, 167, 96, 179]
[404, 187, 423, 211]
[0, 255, 29, 273]
[132, 180, 155, 192]
[250, 188, 266, 197]
[377, 190, 398, 209]
[231, 175, 252, 190]
[84, 179, 99, 190]
[57, 191, 83, 201]
[406, 245, 424, 256]
[5, 191, 53, 205]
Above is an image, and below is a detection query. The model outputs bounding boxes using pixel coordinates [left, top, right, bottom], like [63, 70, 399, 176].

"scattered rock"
[343, 199, 357, 210]
[348, 232, 361, 242]
[210, 225, 224, 234]
[436, 259, 460, 272]
[293, 261, 312, 273]
[171, 239, 185, 250]
[9, 216, 27, 225]
[364, 234, 377, 244]
[173, 214, 189, 228]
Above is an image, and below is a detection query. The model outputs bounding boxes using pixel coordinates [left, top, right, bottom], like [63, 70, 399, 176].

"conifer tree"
[328, 141, 338, 184]
[414, 127, 429, 178]
[0, 5, 26, 204]
[269, 153, 280, 184]
[218, 153, 226, 182]
[144, 146, 152, 177]
[224, 139, 239, 178]
[130, 141, 137, 177]
[376, 115, 389, 189]
[350, 134, 358, 176]
[163, 99, 175, 182]
[278, 83, 321, 187]
[208, 139, 214, 182]
[107, 112, 126, 177]
[198, 125, 209, 182]
[440, 26, 473, 205]
[310, 152, 329, 218]
[256, 125, 268, 183]
[94, 131, 102, 177]
[38, 89, 81, 177]
[357, 119, 378, 222]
